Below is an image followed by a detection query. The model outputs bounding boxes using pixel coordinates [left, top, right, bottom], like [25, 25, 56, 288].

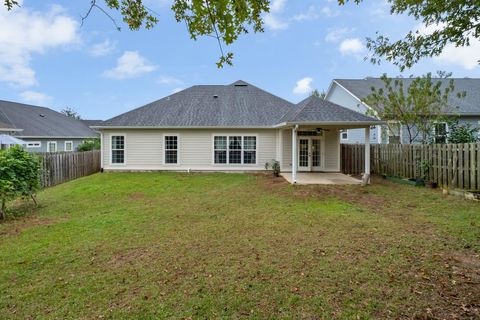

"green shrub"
[265, 159, 281, 177]
[0, 146, 40, 220]
[77, 138, 100, 152]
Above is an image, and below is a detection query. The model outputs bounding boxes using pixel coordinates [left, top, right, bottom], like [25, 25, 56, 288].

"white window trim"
[211, 134, 258, 165]
[27, 141, 41, 148]
[64, 141, 74, 152]
[384, 121, 402, 144]
[163, 134, 180, 165]
[340, 130, 348, 141]
[110, 134, 126, 165]
[47, 141, 57, 153]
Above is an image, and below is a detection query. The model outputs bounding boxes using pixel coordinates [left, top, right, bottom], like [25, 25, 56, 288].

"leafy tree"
[77, 138, 101, 152]
[447, 119, 479, 144]
[339, 0, 480, 70]
[363, 72, 465, 144]
[60, 107, 82, 120]
[0, 146, 40, 220]
[310, 89, 326, 99]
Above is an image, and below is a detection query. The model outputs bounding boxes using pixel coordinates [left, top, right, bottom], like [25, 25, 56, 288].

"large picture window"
[213, 135, 256, 165]
[164, 135, 178, 164]
[111, 135, 125, 164]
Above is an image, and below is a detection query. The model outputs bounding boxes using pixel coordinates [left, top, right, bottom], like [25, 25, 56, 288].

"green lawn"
[0, 172, 479, 319]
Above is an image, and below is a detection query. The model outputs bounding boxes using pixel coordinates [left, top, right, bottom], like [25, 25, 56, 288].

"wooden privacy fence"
[37, 150, 101, 188]
[341, 143, 480, 191]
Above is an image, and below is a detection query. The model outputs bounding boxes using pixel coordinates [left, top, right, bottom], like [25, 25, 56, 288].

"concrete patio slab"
[281, 172, 361, 185]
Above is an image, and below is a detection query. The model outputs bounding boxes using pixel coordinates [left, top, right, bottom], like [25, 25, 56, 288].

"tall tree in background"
[310, 89, 326, 99]
[340, 0, 480, 70]
[61, 107, 82, 120]
[362, 72, 465, 144]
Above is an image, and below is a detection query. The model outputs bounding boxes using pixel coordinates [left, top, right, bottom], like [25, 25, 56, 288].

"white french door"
[297, 137, 324, 171]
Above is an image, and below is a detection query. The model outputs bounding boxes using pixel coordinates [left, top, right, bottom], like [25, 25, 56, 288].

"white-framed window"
[27, 141, 41, 148]
[213, 135, 257, 165]
[111, 135, 125, 164]
[164, 135, 178, 164]
[64, 141, 73, 152]
[340, 130, 348, 141]
[477, 121, 480, 139]
[433, 122, 448, 144]
[387, 122, 401, 144]
[47, 141, 57, 153]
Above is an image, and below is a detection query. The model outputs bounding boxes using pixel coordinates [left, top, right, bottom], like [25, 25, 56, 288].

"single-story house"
[0, 100, 98, 152]
[325, 77, 480, 144]
[94, 81, 381, 183]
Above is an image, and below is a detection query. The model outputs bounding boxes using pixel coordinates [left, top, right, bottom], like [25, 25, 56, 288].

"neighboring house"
[0, 100, 98, 152]
[94, 80, 380, 181]
[325, 77, 480, 144]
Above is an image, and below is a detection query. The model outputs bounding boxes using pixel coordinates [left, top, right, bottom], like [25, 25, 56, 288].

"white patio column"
[291, 125, 298, 184]
[362, 126, 371, 186]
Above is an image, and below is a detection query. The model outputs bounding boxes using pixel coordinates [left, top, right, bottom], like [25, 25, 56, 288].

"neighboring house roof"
[81, 119, 104, 127]
[100, 80, 380, 128]
[333, 78, 480, 115]
[280, 96, 381, 124]
[0, 100, 98, 138]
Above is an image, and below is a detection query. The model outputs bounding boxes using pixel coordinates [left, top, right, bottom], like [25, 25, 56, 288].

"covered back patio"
[275, 96, 383, 185]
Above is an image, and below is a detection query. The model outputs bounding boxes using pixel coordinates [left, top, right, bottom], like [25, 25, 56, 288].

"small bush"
[77, 138, 100, 152]
[265, 159, 281, 177]
[0, 146, 41, 220]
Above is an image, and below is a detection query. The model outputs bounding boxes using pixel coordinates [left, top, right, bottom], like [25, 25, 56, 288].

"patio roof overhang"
[273, 120, 385, 129]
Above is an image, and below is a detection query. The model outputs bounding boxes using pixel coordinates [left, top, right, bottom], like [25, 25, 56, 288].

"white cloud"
[264, 14, 289, 30]
[434, 40, 480, 70]
[90, 39, 116, 57]
[20, 90, 52, 105]
[158, 75, 183, 85]
[264, 0, 289, 30]
[293, 77, 313, 95]
[270, 0, 286, 13]
[321, 6, 339, 17]
[171, 87, 183, 94]
[103, 51, 158, 80]
[291, 6, 319, 22]
[325, 27, 353, 43]
[0, 4, 79, 87]
[339, 38, 365, 56]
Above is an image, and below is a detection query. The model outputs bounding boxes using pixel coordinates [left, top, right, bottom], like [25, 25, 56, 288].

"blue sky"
[1, 0, 479, 120]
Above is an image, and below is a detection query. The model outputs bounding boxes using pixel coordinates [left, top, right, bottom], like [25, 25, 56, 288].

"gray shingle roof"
[0, 100, 98, 137]
[102, 81, 380, 128]
[281, 96, 381, 123]
[334, 78, 480, 115]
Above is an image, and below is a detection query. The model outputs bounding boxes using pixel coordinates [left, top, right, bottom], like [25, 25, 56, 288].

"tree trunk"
[0, 199, 6, 220]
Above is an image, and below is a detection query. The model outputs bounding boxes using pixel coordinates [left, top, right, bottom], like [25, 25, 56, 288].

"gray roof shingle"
[0, 100, 98, 138]
[281, 96, 381, 123]
[334, 78, 480, 115]
[103, 81, 380, 128]
[103, 81, 295, 127]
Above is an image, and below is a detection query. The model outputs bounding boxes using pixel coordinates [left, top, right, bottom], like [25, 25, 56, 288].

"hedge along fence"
[37, 150, 101, 188]
[341, 143, 480, 191]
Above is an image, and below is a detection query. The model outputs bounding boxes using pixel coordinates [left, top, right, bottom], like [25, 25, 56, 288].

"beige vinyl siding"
[282, 129, 293, 170]
[102, 129, 277, 171]
[323, 128, 340, 171]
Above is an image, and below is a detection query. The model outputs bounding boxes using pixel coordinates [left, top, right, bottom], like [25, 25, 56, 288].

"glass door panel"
[298, 138, 309, 170]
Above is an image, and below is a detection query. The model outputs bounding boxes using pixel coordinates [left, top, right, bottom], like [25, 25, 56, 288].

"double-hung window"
[340, 130, 348, 141]
[111, 135, 125, 164]
[164, 135, 178, 164]
[213, 135, 256, 164]
[229, 136, 242, 164]
[214, 136, 227, 164]
[47, 141, 57, 153]
[243, 136, 256, 164]
[64, 141, 73, 152]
